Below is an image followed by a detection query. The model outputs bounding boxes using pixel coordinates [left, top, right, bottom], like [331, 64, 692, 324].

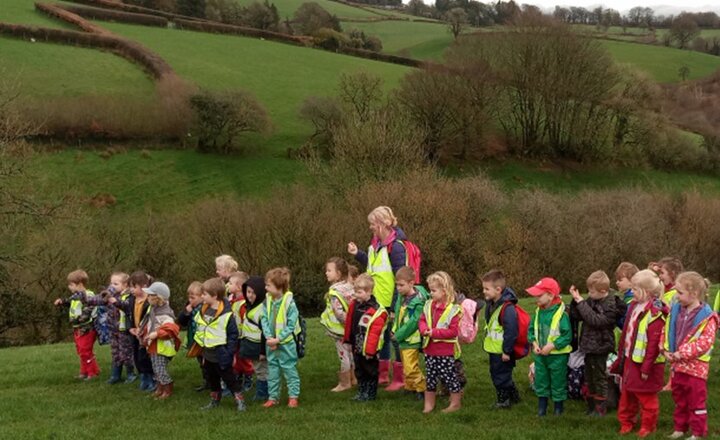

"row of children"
[54, 253, 718, 438]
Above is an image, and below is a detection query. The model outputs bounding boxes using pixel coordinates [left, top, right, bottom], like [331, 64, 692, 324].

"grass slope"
[27, 149, 307, 205]
[236, 0, 382, 19]
[601, 39, 720, 82]
[0, 0, 73, 28]
[2, 297, 719, 439]
[0, 37, 156, 98]
[96, 22, 411, 153]
[347, 20, 454, 59]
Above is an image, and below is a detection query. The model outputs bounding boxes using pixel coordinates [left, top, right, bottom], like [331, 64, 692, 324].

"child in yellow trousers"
[390, 267, 426, 398]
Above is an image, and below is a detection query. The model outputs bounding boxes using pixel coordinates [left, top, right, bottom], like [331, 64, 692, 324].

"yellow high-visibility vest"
[631, 310, 666, 364]
[367, 246, 394, 308]
[320, 289, 348, 337]
[241, 304, 264, 343]
[193, 309, 233, 348]
[533, 303, 572, 355]
[69, 290, 96, 327]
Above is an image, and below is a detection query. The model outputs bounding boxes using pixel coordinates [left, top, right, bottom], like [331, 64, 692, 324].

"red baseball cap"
[526, 277, 561, 297]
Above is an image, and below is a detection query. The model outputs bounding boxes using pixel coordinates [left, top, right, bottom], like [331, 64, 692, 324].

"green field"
[3, 304, 719, 439]
[347, 20, 454, 59]
[601, 39, 720, 82]
[0, 0, 72, 28]
[236, 0, 382, 19]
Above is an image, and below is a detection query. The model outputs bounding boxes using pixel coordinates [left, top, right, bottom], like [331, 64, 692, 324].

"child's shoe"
[423, 391, 436, 414]
[509, 387, 521, 405]
[84, 375, 98, 381]
[637, 429, 655, 438]
[157, 383, 173, 400]
[234, 393, 246, 412]
[686, 436, 699, 440]
[76, 374, 88, 380]
[378, 360, 390, 385]
[442, 392, 462, 413]
[366, 380, 378, 401]
[493, 389, 511, 409]
[352, 381, 369, 401]
[537, 397, 549, 417]
[242, 374, 254, 392]
[553, 400, 564, 416]
[288, 397, 299, 408]
[385, 362, 405, 391]
[262, 400, 279, 408]
[201, 392, 221, 410]
[124, 372, 137, 384]
[585, 397, 596, 415]
[619, 425, 634, 435]
[593, 400, 607, 417]
[331, 371, 353, 393]
[254, 380, 269, 401]
[152, 384, 165, 398]
[667, 432, 684, 439]
[194, 381, 209, 392]
[107, 365, 122, 385]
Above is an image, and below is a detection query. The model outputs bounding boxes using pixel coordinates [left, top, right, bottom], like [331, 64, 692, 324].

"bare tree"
[445, 7, 468, 40]
[670, 16, 700, 49]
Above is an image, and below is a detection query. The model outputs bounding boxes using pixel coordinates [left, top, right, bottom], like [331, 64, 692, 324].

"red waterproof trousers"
[618, 389, 659, 433]
[74, 328, 100, 377]
[672, 371, 708, 437]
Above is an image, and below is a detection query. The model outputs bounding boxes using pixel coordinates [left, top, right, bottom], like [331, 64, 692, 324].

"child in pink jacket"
[663, 272, 719, 440]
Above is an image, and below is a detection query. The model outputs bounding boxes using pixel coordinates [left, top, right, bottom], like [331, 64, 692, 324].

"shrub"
[293, 2, 342, 35]
[312, 27, 349, 51]
[189, 89, 272, 154]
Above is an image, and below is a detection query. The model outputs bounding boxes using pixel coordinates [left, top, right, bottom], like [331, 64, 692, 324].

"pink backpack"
[389, 240, 422, 284]
[458, 298, 479, 344]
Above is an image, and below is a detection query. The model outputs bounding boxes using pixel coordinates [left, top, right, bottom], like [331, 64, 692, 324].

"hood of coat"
[243, 276, 267, 309]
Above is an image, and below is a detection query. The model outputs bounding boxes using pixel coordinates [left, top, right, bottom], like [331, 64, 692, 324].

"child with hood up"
[239, 276, 269, 401]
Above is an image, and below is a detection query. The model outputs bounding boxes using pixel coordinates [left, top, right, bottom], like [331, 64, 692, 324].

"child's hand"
[267, 338, 279, 347]
[53, 298, 62, 306]
[502, 353, 510, 362]
[347, 242, 358, 256]
[569, 285, 583, 302]
[422, 329, 432, 337]
[107, 296, 117, 305]
[259, 355, 266, 360]
[185, 303, 193, 313]
[540, 344, 554, 356]
[147, 331, 158, 340]
[665, 352, 676, 362]
[533, 343, 541, 355]
[129, 328, 138, 336]
[365, 355, 374, 360]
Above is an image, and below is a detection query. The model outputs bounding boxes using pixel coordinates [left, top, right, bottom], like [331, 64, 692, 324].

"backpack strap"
[498, 301, 514, 325]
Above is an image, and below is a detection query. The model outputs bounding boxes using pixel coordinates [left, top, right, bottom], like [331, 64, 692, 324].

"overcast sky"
[527, 1, 718, 12]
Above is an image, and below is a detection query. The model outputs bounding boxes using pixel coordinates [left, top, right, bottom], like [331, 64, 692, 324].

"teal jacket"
[393, 291, 424, 349]
[528, 302, 571, 353]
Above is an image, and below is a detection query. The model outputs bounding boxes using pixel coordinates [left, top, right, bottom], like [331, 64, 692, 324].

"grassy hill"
[3, 305, 719, 439]
[346, 20, 454, 60]
[236, 0, 382, 19]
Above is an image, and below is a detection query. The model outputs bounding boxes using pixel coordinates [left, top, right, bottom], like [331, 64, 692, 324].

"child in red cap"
[527, 277, 572, 416]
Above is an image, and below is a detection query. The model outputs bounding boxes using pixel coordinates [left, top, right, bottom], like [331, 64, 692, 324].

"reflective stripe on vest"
[320, 289, 348, 337]
[422, 301, 462, 359]
[157, 337, 177, 357]
[367, 245, 394, 308]
[193, 311, 232, 348]
[69, 290, 95, 326]
[483, 305, 504, 354]
[118, 293, 130, 332]
[362, 307, 389, 356]
[662, 289, 677, 307]
[241, 305, 264, 343]
[663, 314, 713, 363]
[265, 292, 300, 344]
[631, 311, 666, 363]
[393, 302, 421, 345]
[232, 300, 246, 332]
[533, 303, 572, 355]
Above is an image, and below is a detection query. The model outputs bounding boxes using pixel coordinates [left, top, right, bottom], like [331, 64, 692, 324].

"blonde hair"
[265, 267, 291, 293]
[187, 281, 203, 297]
[110, 272, 129, 284]
[354, 273, 375, 291]
[426, 271, 457, 304]
[229, 271, 249, 285]
[367, 206, 398, 228]
[149, 295, 167, 307]
[215, 254, 239, 271]
[631, 269, 664, 302]
[676, 271, 710, 302]
[67, 269, 89, 285]
[615, 262, 639, 281]
[587, 270, 610, 292]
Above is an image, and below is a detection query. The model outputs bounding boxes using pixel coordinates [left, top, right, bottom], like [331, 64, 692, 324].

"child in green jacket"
[389, 267, 426, 397]
[527, 277, 572, 417]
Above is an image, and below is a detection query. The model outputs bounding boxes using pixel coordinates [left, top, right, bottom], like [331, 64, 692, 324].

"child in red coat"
[343, 274, 388, 402]
[418, 271, 463, 414]
[610, 269, 667, 438]
[663, 272, 719, 440]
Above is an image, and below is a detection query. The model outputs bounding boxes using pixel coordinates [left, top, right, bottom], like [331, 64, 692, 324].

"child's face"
[631, 284, 647, 302]
[201, 291, 217, 305]
[354, 287, 372, 303]
[588, 287, 609, 300]
[535, 292, 554, 308]
[245, 286, 257, 304]
[216, 265, 232, 280]
[325, 263, 342, 283]
[429, 282, 447, 302]
[265, 281, 282, 297]
[674, 282, 699, 307]
[658, 266, 673, 286]
[396, 279, 414, 296]
[227, 278, 243, 295]
[188, 292, 202, 307]
[616, 276, 632, 291]
[67, 282, 83, 293]
[482, 281, 503, 301]
[109, 276, 127, 293]
[131, 283, 146, 297]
